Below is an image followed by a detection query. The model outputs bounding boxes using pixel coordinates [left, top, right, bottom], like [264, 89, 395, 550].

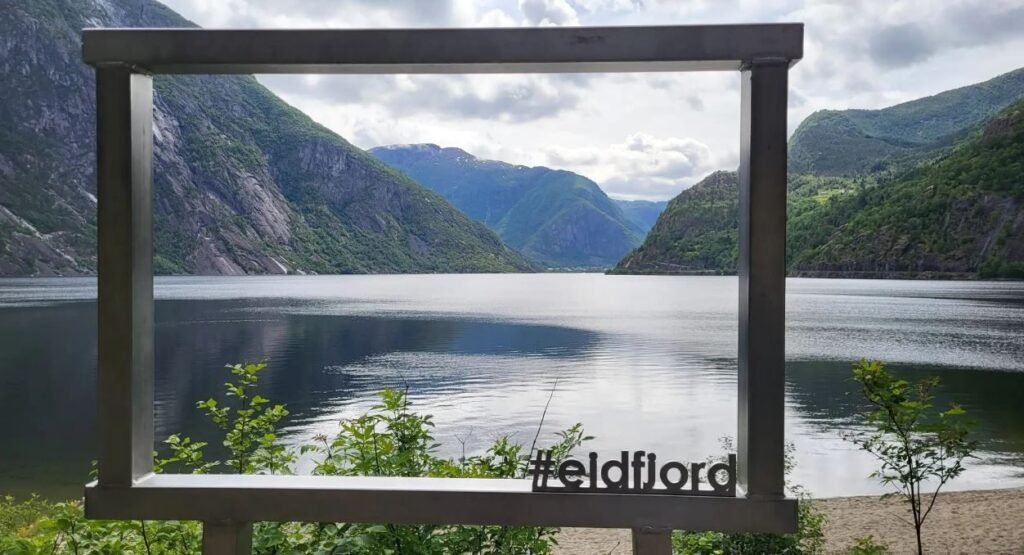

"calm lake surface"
[1, 274, 1022, 499]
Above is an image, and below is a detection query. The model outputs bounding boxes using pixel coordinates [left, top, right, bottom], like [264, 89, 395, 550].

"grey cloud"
[686, 95, 704, 111]
[648, 76, 675, 90]
[866, 3, 1024, 70]
[794, 0, 1024, 99]
[413, 78, 580, 121]
[569, 0, 645, 14]
[868, 23, 935, 68]
[942, 2, 1024, 46]
[545, 132, 719, 201]
[546, 149, 600, 167]
[247, 0, 464, 25]
[520, 0, 579, 25]
[551, 73, 597, 86]
[259, 74, 582, 123]
[788, 88, 806, 108]
[601, 175, 693, 201]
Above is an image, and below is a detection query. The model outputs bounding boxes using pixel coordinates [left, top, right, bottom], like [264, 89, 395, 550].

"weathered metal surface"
[632, 527, 673, 555]
[95, 67, 154, 487]
[82, 25, 802, 74]
[85, 24, 803, 553]
[202, 521, 252, 555]
[737, 58, 789, 500]
[85, 475, 798, 532]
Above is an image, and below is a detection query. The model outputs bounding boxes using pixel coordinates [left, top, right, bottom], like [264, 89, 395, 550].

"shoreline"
[555, 487, 1024, 554]
[1, 272, 1022, 281]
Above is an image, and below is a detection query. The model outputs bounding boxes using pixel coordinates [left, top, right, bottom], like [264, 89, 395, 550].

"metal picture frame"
[83, 24, 803, 554]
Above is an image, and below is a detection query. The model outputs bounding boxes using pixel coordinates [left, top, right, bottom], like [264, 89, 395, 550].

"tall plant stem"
[527, 377, 559, 472]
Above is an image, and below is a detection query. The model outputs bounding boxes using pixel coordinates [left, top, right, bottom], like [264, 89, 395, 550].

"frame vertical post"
[96, 66, 155, 487]
[632, 526, 672, 555]
[203, 521, 253, 554]
[737, 58, 788, 500]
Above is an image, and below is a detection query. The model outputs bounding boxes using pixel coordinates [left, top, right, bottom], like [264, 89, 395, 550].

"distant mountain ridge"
[789, 67, 1024, 176]
[613, 199, 668, 233]
[371, 144, 644, 268]
[0, 0, 532, 276]
[614, 67, 1024, 279]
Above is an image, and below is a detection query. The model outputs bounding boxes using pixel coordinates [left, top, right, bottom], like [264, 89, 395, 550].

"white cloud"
[519, 0, 580, 25]
[161, 0, 488, 28]
[158, 0, 1024, 200]
[259, 74, 584, 123]
[544, 133, 723, 200]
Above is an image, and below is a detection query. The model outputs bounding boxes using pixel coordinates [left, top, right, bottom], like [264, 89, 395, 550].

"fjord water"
[1, 274, 1022, 499]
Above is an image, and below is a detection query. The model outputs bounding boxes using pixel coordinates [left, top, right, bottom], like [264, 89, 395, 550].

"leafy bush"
[672, 440, 827, 554]
[0, 361, 590, 554]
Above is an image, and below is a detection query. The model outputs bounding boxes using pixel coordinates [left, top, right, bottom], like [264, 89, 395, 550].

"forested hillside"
[788, 67, 1024, 176]
[372, 144, 643, 268]
[792, 99, 1024, 278]
[612, 171, 738, 274]
[613, 82, 1024, 279]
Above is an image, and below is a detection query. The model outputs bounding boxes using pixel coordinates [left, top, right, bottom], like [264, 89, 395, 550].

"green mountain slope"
[613, 199, 668, 233]
[792, 99, 1024, 278]
[613, 99, 1024, 278]
[0, 0, 532, 276]
[370, 144, 643, 268]
[611, 171, 739, 274]
[789, 67, 1024, 176]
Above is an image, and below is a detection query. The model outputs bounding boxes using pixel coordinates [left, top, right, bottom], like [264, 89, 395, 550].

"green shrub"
[0, 361, 590, 554]
[672, 494, 826, 555]
[673, 440, 827, 554]
[847, 535, 889, 554]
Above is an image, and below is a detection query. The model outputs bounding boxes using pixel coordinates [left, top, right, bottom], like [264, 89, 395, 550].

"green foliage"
[792, 99, 1024, 277]
[612, 171, 739, 275]
[673, 499, 825, 554]
[289, 388, 591, 554]
[195, 361, 294, 475]
[847, 535, 889, 554]
[0, 362, 590, 554]
[0, 494, 55, 554]
[673, 440, 827, 555]
[850, 360, 977, 555]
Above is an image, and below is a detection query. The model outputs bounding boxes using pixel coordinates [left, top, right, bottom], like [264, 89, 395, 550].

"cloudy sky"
[159, 0, 1024, 200]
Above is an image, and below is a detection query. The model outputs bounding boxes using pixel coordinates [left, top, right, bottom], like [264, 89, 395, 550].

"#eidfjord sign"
[529, 450, 737, 496]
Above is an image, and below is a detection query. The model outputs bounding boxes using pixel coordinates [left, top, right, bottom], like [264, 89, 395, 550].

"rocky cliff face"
[371, 144, 643, 269]
[0, 0, 533, 276]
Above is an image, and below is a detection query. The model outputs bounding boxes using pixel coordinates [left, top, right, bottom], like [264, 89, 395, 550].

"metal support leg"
[203, 521, 253, 554]
[632, 527, 672, 555]
[95, 66, 154, 487]
[737, 58, 789, 500]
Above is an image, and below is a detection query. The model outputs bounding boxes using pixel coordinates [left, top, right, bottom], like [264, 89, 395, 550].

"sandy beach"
[554, 487, 1024, 554]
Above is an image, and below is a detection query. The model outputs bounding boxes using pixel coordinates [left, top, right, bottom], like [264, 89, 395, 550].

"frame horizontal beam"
[86, 475, 798, 533]
[82, 24, 802, 74]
